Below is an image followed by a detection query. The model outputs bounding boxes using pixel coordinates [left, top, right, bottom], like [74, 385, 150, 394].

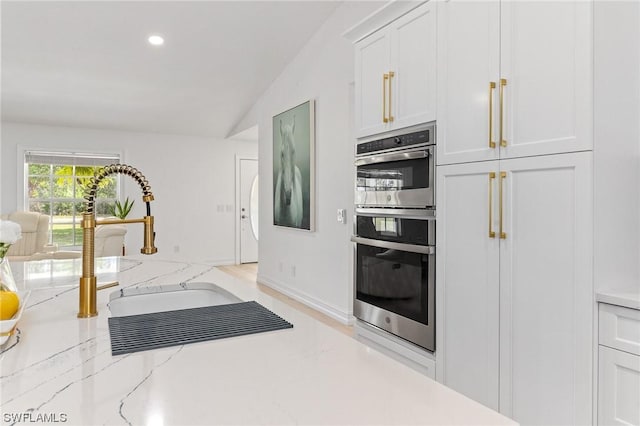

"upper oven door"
[355, 146, 434, 208]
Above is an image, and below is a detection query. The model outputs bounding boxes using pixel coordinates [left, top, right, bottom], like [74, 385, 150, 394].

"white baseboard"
[257, 273, 354, 325]
[355, 320, 436, 379]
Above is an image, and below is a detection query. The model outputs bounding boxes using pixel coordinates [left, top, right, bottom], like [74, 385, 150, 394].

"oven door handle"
[350, 236, 435, 255]
[355, 149, 429, 166]
[355, 208, 435, 220]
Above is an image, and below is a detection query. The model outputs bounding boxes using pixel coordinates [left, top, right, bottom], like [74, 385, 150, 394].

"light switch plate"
[337, 208, 346, 224]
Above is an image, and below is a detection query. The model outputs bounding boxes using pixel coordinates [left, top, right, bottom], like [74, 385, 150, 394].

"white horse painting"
[274, 116, 303, 228]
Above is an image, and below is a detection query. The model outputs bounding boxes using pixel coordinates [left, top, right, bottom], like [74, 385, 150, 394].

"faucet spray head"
[141, 196, 157, 254]
[142, 215, 158, 254]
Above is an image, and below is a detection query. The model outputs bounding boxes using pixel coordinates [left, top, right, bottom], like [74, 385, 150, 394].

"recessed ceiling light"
[148, 35, 164, 46]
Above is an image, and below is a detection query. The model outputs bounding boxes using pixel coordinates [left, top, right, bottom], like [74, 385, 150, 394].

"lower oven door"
[351, 236, 435, 351]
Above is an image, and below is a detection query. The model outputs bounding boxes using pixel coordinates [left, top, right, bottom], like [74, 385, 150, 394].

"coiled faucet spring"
[84, 164, 154, 214]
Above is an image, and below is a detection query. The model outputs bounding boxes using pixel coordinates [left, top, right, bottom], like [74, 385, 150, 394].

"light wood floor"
[217, 263, 354, 337]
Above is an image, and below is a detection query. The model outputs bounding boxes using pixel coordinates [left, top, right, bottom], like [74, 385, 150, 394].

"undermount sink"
[108, 282, 243, 317]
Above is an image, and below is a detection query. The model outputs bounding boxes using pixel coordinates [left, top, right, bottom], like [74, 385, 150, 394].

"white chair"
[94, 224, 126, 257]
[30, 225, 126, 259]
[29, 250, 81, 260]
[1, 211, 50, 261]
[3, 212, 126, 260]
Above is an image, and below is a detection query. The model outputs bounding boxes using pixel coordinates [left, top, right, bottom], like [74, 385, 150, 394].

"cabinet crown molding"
[342, 0, 427, 43]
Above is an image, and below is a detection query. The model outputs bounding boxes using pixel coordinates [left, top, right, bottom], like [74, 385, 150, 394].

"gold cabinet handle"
[383, 73, 389, 123]
[489, 82, 496, 148]
[489, 172, 496, 238]
[499, 78, 507, 147]
[499, 171, 507, 239]
[388, 71, 395, 122]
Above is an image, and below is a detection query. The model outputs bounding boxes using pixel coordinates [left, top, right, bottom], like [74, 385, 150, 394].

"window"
[25, 151, 120, 248]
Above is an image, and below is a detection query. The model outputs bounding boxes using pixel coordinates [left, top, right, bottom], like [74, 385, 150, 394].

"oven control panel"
[357, 127, 433, 155]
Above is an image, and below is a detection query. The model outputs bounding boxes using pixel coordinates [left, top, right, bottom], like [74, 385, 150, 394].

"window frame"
[21, 148, 123, 250]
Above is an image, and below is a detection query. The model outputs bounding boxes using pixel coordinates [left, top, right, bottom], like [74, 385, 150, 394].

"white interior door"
[240, 159, 258, 264]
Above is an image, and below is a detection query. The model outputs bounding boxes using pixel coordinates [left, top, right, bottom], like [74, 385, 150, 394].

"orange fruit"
[0, 291, 20, 320]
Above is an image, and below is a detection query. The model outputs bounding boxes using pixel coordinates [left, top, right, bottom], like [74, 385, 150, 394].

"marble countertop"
[1, 257, 516, 425]
[596, 289, 640, 310]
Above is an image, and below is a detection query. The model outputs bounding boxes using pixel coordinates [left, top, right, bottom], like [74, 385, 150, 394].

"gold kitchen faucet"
[78, 164, 157, 318]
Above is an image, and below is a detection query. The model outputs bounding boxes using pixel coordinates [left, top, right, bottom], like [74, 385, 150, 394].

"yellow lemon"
[0, 291, 20, 320]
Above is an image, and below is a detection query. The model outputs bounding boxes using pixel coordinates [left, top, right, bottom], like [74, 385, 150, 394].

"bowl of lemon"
[0, 290, 30, 345]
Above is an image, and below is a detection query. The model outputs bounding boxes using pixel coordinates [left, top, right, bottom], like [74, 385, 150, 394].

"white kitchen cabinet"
[598, 346, 640, 426]
[436, 160, 500, 410]
[354, 1, 435, 139]
[598, 303, 640, 426]
[436, 152, 593, 424]
[436, 0, 592, 165]
[355, 30, 391, 138]
[436, 0, 500, 164]
[498, 153, 593, 425]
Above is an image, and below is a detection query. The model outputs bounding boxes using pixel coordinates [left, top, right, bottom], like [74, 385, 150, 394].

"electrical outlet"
[337, 208, 347, 224]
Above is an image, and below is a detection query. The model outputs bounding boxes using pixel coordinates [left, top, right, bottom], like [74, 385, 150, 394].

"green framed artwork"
[272, 100, 315, 231]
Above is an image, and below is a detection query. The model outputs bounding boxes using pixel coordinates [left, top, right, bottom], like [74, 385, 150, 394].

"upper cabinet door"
[500, 1, 593, 159]
[437, 0, 592, 163]
[436, 0, 500, 165]
[354, 2, 436, 139]
[355, 30, 391, 138]
[390, 2, 437, 131]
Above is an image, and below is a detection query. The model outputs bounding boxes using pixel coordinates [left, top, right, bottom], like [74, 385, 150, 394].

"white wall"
[593, 1, 640, 294]
[0, 122, 257, 264]
[243, 2, 382, 323]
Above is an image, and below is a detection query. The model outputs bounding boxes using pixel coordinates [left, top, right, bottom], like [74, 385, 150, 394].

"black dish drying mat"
[108, 301, 293, 356]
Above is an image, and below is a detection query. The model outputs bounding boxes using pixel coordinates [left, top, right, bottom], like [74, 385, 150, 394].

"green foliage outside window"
[27, 163, 119, 247]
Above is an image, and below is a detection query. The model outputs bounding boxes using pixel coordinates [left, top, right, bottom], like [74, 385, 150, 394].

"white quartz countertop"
[596, 289, 640, 310]
[1, 257, 516, 425]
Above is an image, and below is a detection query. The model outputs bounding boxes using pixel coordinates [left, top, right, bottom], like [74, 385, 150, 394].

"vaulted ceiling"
[1, 1, 342, 138]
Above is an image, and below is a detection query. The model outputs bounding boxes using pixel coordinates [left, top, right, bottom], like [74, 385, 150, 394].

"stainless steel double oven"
[352, 123, 436, 351]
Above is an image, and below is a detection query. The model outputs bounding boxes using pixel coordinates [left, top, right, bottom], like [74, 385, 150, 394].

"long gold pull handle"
[499, 78, 507, 147]
[383, 73, 389, 123]
[499, 171, 507, 239]
[489, 82, 496, 148]
[388, 71, 395, 122]
[489, 172, 496, 238]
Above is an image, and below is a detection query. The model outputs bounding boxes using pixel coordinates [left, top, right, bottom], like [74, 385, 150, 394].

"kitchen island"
[1, 258, 515, 425]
